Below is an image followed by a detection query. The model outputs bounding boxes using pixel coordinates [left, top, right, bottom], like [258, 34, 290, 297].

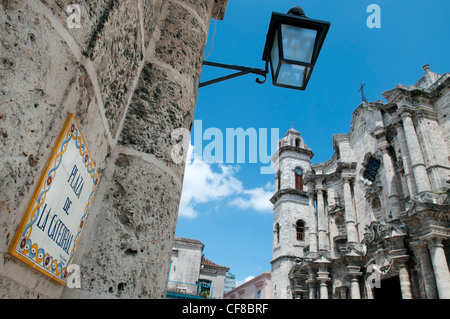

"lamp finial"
[287, 6, 306, 17]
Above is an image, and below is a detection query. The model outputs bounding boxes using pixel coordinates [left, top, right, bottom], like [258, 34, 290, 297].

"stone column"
[410, 241, 438, 299]
[306, 274, 317, 299]
[64, 0, 228, 299]
[307, 186, 318, 254]
[378, 140, 402, 217]
[398, 264, 413, 299]
[342, 177, 359, 244]
[400, 111, 431, 194]
[347, 266, 362, 299]
[393, 256, 413, 299]
[414, 114, 449, 191]
[316, 183, 327, 251]
[428, 238, 450, 299]
[317, 272, 330, 299]
[394, 122, 417, 198]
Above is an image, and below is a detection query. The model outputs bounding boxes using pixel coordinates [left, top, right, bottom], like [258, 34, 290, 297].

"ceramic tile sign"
[9, 113, 99, 285]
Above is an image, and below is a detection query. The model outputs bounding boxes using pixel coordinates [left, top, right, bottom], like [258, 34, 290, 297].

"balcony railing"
[166, 280, 213, 299]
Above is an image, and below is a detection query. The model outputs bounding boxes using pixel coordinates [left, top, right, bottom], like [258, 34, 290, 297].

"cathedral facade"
[270, 65, 450, 299]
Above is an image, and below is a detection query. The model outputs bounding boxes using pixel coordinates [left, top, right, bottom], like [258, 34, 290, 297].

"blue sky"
[174, 0, 450, 286]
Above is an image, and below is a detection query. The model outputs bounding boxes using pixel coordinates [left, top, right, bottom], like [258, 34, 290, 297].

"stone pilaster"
[377, 140, 402, 217]
[307, 185, 318, 254]
[399, 110, 431, 194]
[414, 114, 450, 192]
[428, 237, 450, 299]
[347, 266, 362, 299]
[394, 122, 418, 198]
[317, 271, 330, 299]
[410, 241, 438, 299]
[316, 182, 327, 252]
[306, 274, 317, 299]
[391, 252, 413, 299]
[342, 177, 359, 244]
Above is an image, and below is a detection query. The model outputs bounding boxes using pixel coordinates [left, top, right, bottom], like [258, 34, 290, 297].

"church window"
[296, 220, 305, 241]
[277, 170, 281, 191]
[275, 223, 280, 244]
[363, 156, 381, 183]
[295, 167, 303, 191]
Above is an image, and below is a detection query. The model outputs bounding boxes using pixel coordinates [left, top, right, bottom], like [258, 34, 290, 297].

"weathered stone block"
[0, 1, 77, 229]
[155, 2, 207, 79]
[119, 62, 194, 176]
[141, 0, 164, 48]
[178, 0, 214, 23]
[38, 0, 111, 53]
[72, 153, 181, 298]
[88, 0, 143, 138]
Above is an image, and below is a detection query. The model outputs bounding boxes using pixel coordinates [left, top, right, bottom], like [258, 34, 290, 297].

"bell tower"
[270, 127, 314, 299]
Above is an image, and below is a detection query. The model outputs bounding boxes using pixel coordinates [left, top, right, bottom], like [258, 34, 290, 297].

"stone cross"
[358, 83, 368, 102]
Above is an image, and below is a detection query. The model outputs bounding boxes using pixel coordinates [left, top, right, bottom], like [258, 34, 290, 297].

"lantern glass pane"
[281, 24, 317, 64]
[276, 63, 305, 87]
[271, 31, 280, 76]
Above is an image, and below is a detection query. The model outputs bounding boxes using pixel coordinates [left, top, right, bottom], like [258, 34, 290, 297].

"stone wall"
[0, 0, 227, 298]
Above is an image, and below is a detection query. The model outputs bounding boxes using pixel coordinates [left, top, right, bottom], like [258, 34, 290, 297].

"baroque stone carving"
[364, 179, 383, 199]
[363, 219, 408, 245]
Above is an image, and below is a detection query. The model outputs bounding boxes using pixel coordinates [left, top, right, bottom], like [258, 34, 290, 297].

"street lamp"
[262, 6, 330, 90]
[200, 6, 330, 91]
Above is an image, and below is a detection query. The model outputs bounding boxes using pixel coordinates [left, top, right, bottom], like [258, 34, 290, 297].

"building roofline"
[223, 271, 271, 298]
[174, 237, 205, 249]
[201, 256, 230, 270]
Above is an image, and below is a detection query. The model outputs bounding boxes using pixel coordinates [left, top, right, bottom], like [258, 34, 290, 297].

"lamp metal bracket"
[199, 61, 269, 88]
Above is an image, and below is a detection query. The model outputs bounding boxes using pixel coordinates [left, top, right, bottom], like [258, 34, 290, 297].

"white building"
[224, 272, 237, 294]
[270, 65, 450, 299]
[167, 237, 229, 299]
[224, 271, 271, 299]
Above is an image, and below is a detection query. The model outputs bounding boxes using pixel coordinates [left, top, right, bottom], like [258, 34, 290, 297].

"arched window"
[295, 167, 303, 191]
[363, 156, 381, 183]
[277, 170, 281, 191]
[275, 223, 280, 244]
[296, 220, 305, 241]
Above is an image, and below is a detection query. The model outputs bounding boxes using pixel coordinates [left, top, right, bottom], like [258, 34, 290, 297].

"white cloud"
[178, 145, 273, 218]
[235, 275, 255, 287]
[178, 145, 243, 218]
[228, 182, 273, 213]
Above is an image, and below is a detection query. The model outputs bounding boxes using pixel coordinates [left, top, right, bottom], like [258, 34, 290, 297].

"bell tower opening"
[295, 167, 303, 191]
